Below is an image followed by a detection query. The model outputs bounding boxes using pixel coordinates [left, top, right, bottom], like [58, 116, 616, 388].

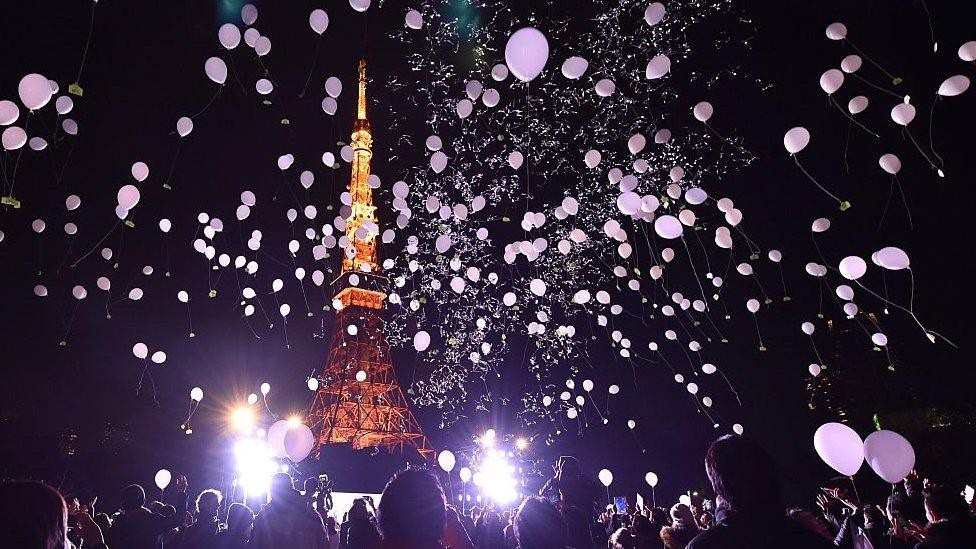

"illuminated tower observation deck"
[308, 60, 432, 460]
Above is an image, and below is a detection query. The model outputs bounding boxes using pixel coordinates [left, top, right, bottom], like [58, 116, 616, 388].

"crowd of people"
[1, 434, 973, 548]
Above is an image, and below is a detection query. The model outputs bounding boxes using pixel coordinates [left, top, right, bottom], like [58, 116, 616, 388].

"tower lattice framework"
[307, 59, 432, 460]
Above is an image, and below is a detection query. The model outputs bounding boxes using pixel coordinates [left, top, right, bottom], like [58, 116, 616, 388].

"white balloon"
[255, 79, 273, 95]
[937, 75, 970, 97]
[131, 161, 149, 182]
[879, 153, 901, 175]
[437, 450, 456, 472]
[814, 422, 863, 476]
[802, 322, 815, 335]
[204, 57, 228, 85]
[151, 351, 167, 364]
[254, 36, 271, 56]
[283, 424, 315, 462]
[72, 285, 87, 300]
[627, 133, 646, 155]
[561, 56, 588, 79]
[505, 28, 549, 82]
[190, 387, 204, 402]
[18, 73, 53, 110]
[405, 9, 423, 30]
[309, 9, 329, 34]
[875, 246, 909, 270]
[594, 78, 615, 96]
[644, 2, 666, 26]
[959, 40, 976, 62]
[890, 103, 916, 126]
[693, 101, 713, 122]
[820, 69, 844, 95]
[746, 299, 760, 313]
[414, 330, 431, 351]
[155, 469, 172, 490]
[325, 76, 342, 98]
[863, 430, 915, 483]
[654, 215, 683, 239]
[0, 100, 19, 125]
[241, 4, 258, 25]
[825, 22, 847, 41]
[848, 95, 869, 114]
[218, 23, 242, 49]
[132, 342, 149, 359]
[117, 185, 141, 210]
[2, 126, 27, 150]
[349, 0, 371, 13]
[783, 127, 810, 154]
[838, 256, 867, 280]
[840, 54, 862, 74]
[598, 469, 613, 487]
[176, 116, 193, 137]
[645, 54, 671, 79]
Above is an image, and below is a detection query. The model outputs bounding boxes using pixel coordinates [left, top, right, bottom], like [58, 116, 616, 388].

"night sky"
[1, 0, 973, 509]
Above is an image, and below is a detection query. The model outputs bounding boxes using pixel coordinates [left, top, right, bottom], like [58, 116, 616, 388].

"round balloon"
[505, 28, 549, 82]
[863, 430, 915, 483]
[814, 422, 864, 476]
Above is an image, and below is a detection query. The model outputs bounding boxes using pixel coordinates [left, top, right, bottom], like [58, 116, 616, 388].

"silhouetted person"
[178, 489, 223, 548]
[916, 483, 976, 548]
[108, 475, 188, 549]
[250, 472, 328, 549]
[215, 502, 254, 549]
[660, 503, 699, 548]
[340, 498, 379, 549]
[375, 468, 473, 549]
[513, 496, 573, 549]
[0, 480, 70, 548]
[687, 435, 833, 548]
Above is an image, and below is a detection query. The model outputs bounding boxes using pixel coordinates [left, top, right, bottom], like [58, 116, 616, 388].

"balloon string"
[829, 96, 878, 138]
[894, 175, 914, 230]
[717, 369, 742, 406]
[793, 157, 844, 206]
[192, 86, 223, 120]
[879, 177, 895, 230]
[808, 334, 825, 366]
[184, 302, 193, 337]
[73, 1, 98, 86]
[751, 313, 765, 350]
[777, 263, 789, 299]
[851, 73, 902, 100]
[927, 98, 946, 169]
[6, 113, 32, 197]
[842, 121, 851, 173]
[228, 53, 247, 95]
[919, 0, 938, 52]
[846, 40, 898, 82]
[904, 128, 938, 170]
[56, 137, 78, 189]
[855, 280, 957, 348]
[298, 37, 323, 98]
[681, 237, 708, 311]
[70, 221, 120, 268]
[60, 302, 81, 345]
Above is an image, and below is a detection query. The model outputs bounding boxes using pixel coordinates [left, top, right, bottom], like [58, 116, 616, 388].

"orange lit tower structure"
[307, 60, 432, 460]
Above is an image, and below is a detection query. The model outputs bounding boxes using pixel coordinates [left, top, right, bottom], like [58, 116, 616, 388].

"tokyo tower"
[307, 59, 433, 460]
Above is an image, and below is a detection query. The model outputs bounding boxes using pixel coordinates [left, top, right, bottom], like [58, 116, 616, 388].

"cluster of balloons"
[814, 422, 916, 484]
[267, 418, 315, 462]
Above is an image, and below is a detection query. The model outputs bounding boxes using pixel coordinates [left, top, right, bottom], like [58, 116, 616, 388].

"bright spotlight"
[231, 407, 255, 432]
[234, 437, 276, 495]
[477, 450, 518, 505]
[480, 428, 496, 447]
[287, 415, 302, 428]
[515, 437, 529, 451]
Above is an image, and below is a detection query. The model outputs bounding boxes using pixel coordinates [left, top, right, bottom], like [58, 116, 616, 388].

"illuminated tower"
[307, 60, 432, 460]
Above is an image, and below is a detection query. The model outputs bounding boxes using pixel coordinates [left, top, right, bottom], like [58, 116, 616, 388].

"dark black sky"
[1, 0, 973, 507]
